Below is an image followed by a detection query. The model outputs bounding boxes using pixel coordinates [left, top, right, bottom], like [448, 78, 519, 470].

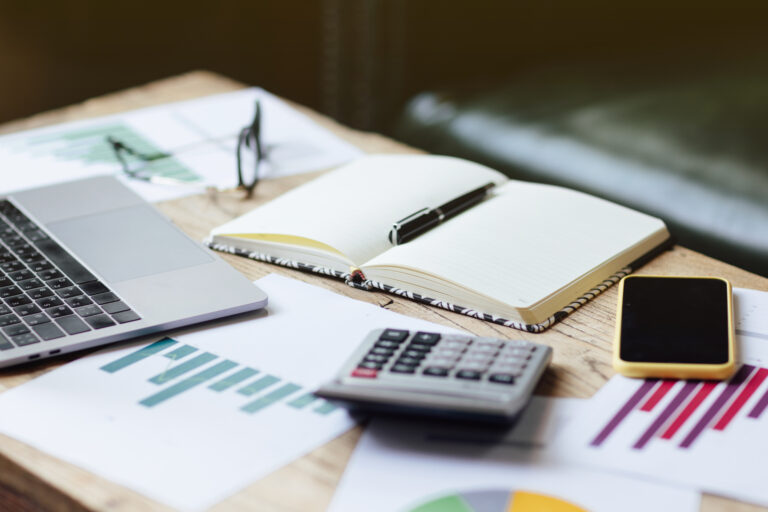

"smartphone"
[613, 275, 735, 380]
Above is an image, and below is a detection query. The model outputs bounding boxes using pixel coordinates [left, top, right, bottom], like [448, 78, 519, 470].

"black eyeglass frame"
[236, 100, 263, 197]
[106, 99, 264, 196]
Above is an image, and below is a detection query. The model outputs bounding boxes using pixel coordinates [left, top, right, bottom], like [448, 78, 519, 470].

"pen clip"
[389, 208, 429, 245]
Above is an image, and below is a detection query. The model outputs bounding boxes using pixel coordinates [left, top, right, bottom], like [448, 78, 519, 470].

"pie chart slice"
[408, 489, 589, 512]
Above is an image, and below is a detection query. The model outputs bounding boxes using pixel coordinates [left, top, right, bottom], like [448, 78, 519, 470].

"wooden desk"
[1, 71, 766, 512]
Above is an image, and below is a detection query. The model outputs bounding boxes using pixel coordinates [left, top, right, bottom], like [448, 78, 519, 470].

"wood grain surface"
[0, 71, 766, 512]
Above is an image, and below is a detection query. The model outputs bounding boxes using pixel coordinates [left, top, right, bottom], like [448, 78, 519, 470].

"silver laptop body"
[0, 176, 267, 368]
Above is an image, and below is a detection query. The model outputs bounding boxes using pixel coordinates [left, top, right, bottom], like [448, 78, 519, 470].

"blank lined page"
[212, 155, 507, 265]
[365, 181, 667, 308]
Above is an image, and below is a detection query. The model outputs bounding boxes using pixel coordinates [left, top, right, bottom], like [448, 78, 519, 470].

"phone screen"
[620, 277, 730, 364]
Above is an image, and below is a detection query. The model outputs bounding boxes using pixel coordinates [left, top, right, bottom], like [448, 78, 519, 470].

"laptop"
[0, 176, 268, 368]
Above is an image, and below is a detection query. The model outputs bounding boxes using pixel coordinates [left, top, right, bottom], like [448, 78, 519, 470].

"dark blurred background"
[1, 0, 767, 132]
[2, 0, 768, 276]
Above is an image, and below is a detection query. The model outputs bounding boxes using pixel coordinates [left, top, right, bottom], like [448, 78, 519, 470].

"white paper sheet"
[551, 287, 768, 506]
[0, 88, 362, 202]
[329, 398, 700, 512]
[0, 274, 461, 511]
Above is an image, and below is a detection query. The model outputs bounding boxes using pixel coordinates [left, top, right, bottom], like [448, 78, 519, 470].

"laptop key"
[25, 230, 48, 242]
[46, 305, 73, 318]
[0, 285, 22, 298]
[33, 239, 97, 285]
[3, 323, 30, 336]
[80, 281, 109, 296]
[0, 314, 20, 327]
[111, 310, 140, 324]
[0, 332, 14, 350]
[14, 303, 41, 316]
[55, 315, 90, 335]
[6, 295, 31, 307]
[28, 287, 53, 300]
[38, 269, 63, 281]
[93, 292, 119, 305]
[0, 251, 15, 264]
[85, 314, 116, 329]
[56, 286, 81, 299]
[76, 304, 102, 317]
[102, 301, 129, 314]
[23, 313, 50, 326]
[33, 323, 64, 341]
[1, 260, 23, 273]
[11, 333, 39, 346]
[27, 260, 53, 272]
[65, 295, 92, 308]
[20, 251, 44, 264]
[8, 269, 33, 281]
[48, 277, 73, 289]
[37, 296, 63, 309]
[0, 303, 11, 315]
[18, 278, 44, 291]
[0, 275, 11, 287]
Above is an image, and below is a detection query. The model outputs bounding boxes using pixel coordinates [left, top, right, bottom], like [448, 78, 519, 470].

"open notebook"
[207, 155, 670, 332]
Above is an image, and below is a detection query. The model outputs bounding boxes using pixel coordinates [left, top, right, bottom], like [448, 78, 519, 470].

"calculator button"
[401, 350, 427, 359]
[370, 347, 395, 356]
[374, 340, 401, 349]
[364, 354, 389, 364]
[359, 361, 384, 370]
[351, 368, 378, 378]
[412, 331, 441, 345]
[441, 340, 470, 350]
[466, 346, 498, 356]
[395, 356, 422, 367]
[473, 339, 502, 348]
[455, 370, 482, 380]
[435, 349, 464, 359]
[491, 363, 526, 375]
[456, 361, 489, 372]
[379, 329, 409, 342]
[424, 357, 457, 368]
[390, 364, 417, 374]
[405, 343, 432, 353]
[423, 367, 450, 377]
[489, 373, 516, 385]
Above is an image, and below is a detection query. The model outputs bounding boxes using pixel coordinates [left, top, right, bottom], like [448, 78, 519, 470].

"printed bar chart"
[163, 345, 198, 361]
[23, 123, 202, 182]
[101, 338, 178, 373]
[149, 353, 218, 384]
[99, 338, 339, 417]
[141, 361, 238, 407]
[591, 363, 768, 451]
[209, 367, 259, 392]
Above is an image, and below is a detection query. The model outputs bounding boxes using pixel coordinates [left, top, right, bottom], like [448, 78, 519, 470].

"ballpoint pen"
[388, 182, 496, 245]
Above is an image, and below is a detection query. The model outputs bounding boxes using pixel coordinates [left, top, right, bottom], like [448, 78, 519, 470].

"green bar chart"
[100, 338, 339, 417]
[22, 123, 201, 183]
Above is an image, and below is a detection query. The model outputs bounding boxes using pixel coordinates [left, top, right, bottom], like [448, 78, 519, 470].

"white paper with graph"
[0, 87, 362, 202]
[550, 287, 768, 506]
[0, 274, 461, 511]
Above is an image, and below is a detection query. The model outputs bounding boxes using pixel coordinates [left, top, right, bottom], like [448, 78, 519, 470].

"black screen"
[620, 277, 730, 364]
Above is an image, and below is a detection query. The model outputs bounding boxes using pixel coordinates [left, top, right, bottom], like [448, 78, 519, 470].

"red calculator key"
[351, 368, 378, 379]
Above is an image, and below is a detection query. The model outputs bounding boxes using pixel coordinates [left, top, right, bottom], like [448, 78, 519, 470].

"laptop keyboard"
[0, 200, 140, 352]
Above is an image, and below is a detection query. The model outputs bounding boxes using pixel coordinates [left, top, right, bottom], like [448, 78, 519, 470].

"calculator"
[316, 328, 552, 422]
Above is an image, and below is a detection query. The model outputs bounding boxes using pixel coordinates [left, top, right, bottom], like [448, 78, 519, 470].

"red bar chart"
[591, 363, 768, 451]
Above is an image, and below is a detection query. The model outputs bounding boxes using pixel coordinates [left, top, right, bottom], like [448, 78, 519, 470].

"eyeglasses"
[107, 100, 264, 197]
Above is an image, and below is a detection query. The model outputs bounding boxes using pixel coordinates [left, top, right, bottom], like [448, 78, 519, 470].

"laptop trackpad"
[46, 204, 213, 283]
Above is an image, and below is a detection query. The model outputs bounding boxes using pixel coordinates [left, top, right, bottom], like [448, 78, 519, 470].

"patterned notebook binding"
[206, 240, 633, 333]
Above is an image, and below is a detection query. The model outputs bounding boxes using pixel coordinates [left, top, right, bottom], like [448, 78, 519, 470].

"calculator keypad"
[351, 329, 538, 385]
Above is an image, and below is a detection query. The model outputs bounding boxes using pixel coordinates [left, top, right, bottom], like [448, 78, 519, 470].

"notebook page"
[212, 155, 507, 265]
[365, 181, 667, 309]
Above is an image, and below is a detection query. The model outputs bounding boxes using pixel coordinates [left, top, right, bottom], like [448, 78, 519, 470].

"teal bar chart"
[100, 338, 340, 417]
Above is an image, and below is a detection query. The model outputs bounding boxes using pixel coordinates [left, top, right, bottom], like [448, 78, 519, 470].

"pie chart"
[408, 489, 589, 512]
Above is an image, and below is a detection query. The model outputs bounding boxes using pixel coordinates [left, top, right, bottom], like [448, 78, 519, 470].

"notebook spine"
[207, 239, 666, 333]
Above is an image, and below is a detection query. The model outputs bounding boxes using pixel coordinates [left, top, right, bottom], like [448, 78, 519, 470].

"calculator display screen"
[619, 277, 730, 364]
